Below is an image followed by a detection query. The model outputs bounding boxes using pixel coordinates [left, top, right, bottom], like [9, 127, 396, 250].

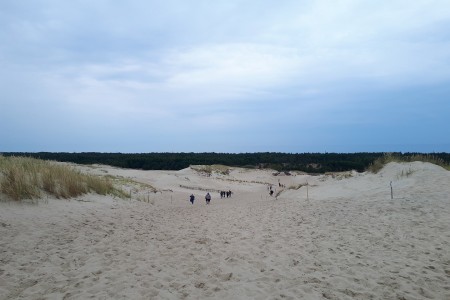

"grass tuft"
[0, 156, 125, 201]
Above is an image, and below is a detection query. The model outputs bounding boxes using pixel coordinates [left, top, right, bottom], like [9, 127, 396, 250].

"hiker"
[189, 194, 195, 204]
[205, 192, 211, 204]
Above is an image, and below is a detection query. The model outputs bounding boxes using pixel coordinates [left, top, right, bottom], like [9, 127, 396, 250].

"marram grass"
[367, 153, 450, 174]
[0, 156, 126, 201]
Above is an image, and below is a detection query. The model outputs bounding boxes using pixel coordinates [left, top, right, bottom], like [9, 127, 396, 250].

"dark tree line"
[1, 152, 449, 173]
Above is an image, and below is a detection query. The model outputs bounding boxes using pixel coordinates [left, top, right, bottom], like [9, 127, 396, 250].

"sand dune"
[1, 162, 449, 299]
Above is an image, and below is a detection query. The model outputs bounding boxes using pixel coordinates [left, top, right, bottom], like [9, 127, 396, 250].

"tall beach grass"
[0, 156, 126, 201]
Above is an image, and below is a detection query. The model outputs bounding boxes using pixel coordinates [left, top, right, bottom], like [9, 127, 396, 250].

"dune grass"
[191, 165, 231, 176]
[367, 153, 450, 173]
[0, 156, 127, 201]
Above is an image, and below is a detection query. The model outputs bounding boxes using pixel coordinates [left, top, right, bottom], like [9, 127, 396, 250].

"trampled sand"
[1, 162, 449, 299]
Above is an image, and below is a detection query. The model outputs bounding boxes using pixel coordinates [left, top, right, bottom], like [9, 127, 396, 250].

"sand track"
[1, 162, 449, 299]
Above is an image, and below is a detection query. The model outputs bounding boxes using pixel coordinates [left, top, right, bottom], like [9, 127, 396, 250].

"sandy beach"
[1, 161, 449, 299]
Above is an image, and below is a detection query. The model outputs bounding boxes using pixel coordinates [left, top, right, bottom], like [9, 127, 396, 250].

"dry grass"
[288, 183, 307, 190]
[191, 165, 231, 176]
[397, 168, 415, 179]
[324, 171, 354, 180]
[367, 153, 450, 173]
[0, 156, 126, 201]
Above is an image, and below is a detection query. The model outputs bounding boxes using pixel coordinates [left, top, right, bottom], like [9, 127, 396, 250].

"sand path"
[1, 162, 449, 299]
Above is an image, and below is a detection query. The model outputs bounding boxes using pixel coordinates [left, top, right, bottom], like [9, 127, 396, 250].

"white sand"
[1, 162, 449, 299]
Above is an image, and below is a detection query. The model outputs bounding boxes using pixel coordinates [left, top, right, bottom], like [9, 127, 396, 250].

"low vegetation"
[0, 156, 127, 201]
[288, 183, 307, 190]
[367, 153, 450, 173]
[191, 165, 231, 176]
[324, 171, 354, 180]
[397, 168, 415, 179]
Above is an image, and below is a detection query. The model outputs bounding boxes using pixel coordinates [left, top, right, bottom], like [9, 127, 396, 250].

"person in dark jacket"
[189, 194, 195, 204]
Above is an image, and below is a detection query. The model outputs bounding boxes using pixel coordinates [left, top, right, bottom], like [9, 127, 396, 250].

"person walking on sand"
[205, 192, 211, 204]
[189, 194, 195, 204]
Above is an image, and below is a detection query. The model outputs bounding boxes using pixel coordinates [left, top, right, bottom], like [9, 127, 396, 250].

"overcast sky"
[1, 0, 449, 153]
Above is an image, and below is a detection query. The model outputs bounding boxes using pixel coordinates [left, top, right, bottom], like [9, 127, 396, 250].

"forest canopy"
[2, 152, 449, 173]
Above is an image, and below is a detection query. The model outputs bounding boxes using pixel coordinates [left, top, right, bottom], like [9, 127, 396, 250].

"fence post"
[306, 181, 309, 201]
[390, 181, 393, 199]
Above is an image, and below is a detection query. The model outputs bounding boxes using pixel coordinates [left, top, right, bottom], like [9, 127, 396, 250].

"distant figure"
[190, 194, 195, 204]
[205, 192, 211, 204]
[270, 190, 274, 197]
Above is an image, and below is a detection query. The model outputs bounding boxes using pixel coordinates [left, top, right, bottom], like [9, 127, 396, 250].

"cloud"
[1, 0, 450, 152]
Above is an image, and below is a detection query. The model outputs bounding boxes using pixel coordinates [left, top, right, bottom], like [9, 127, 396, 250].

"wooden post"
[390, 181, 393, 199]
[306, 181, 309, 201]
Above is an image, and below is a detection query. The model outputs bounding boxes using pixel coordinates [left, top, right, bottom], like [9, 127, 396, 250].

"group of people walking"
[189, 193, 211, 205]
[220, 190, 232, 198]
[188, 181, 284, 205]
[189, 190, 233, 205]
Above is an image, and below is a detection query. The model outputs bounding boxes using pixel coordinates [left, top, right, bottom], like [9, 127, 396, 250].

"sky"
[1, 0, 449, 153]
